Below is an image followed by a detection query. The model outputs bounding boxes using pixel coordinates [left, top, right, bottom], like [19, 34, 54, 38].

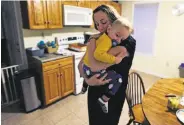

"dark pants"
[83, 64, 123, 98]
[87, 80, 128, 125]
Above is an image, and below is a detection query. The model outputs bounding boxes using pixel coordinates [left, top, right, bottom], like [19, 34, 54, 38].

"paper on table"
[180, 96, 184, 106]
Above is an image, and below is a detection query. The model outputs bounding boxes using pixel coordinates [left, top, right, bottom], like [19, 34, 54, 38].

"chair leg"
[142, 118, 151, 125]
[126, 118, 134, 125]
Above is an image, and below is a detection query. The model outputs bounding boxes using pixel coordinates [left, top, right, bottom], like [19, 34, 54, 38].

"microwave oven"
[63, 5, 93, 26]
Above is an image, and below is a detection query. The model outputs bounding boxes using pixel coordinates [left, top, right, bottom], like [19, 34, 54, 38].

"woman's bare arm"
[87, 38, 112, 71]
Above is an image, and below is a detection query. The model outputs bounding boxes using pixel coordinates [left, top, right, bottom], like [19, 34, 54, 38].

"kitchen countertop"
[32, 53, 73, 63]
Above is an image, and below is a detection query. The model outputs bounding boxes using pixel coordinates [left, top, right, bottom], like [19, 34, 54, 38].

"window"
[133, 3, 159, 55]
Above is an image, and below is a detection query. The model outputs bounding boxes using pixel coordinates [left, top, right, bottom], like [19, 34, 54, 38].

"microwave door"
[63, 5, 92, 26]
[64, 11, 90, 26]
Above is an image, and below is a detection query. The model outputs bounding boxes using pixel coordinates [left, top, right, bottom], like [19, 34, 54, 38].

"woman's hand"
[85, 73, 111, 86]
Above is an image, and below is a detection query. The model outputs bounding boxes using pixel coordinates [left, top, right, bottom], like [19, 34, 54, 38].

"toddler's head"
[107, 17, 133, 43]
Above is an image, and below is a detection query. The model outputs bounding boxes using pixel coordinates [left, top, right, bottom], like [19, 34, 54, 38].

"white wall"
[23, 27, 97, 48]
[122, 2, 184, 78]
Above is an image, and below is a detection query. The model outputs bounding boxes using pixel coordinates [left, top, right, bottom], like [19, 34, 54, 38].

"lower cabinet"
[43, 68, 61, 105]
[60, 65, 74, 96]
[42, 56, 75, 105]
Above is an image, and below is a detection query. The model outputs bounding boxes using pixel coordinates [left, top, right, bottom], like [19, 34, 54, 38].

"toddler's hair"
[112, 17, 134, 34]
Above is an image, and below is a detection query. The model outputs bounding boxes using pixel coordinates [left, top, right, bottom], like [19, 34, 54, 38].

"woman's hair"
[112, 17, 134, 34]
[93, 5, 120, 30]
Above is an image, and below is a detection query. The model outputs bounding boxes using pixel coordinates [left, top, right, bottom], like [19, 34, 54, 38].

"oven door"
[74, 56, 84, 95]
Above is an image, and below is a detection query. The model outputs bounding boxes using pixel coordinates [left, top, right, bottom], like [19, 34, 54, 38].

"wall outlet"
[166, 62, 170, 67]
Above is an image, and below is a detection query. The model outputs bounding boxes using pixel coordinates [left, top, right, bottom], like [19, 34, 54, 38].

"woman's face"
[93, 11, 111, 33]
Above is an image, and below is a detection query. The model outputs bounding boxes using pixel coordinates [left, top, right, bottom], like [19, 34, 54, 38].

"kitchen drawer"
[58, 57, 73, 66]
[43, 60, 59, 67]
[42, 56, 73, 71]
[43, 64, 59, 71]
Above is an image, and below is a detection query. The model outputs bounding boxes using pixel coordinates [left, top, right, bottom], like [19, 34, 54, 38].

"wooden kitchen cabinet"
[89, 1, 122, 28]
[20, 0, 62, 29]
[90, 1, 100, 10]
[97, 1, 122, 15]
[20, 1, 48, 29]
[42, 56, 75, 105]
[77, 1, 91, 8]
[90, 1, 101, 28]
[43, 68, 61, 105]
[60, 65, 74, 96]
[110, 2, 122, 15]
[20, 0, 122, 29]
[46, 1, 62, 29]
[62, 1, 78, 6]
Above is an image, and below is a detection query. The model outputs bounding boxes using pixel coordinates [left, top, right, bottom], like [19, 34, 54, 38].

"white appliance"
[55, 33, 85, 95]
[63, 5, 93, 26]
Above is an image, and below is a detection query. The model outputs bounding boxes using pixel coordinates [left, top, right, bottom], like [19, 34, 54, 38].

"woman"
[78, 5, 136, 125]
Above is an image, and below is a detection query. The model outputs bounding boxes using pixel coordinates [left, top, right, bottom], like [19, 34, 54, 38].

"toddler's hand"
[115, 56, 123, 64]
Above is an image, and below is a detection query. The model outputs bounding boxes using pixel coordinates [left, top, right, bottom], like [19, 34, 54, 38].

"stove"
[55, 33, 85, 95]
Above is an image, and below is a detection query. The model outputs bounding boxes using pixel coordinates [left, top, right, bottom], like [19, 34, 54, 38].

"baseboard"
[131, 67, 170, 78]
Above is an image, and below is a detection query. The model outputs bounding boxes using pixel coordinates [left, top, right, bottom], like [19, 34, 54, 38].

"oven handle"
[75, 57, 83, 60]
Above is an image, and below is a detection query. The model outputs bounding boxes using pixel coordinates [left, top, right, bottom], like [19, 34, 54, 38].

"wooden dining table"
[142, 78, 184, 125]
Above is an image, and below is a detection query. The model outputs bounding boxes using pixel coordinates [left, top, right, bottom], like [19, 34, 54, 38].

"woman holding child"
[78, 5, 136, 125]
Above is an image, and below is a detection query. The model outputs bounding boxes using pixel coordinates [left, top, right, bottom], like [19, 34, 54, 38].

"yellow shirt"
[83, 33, 116, 66]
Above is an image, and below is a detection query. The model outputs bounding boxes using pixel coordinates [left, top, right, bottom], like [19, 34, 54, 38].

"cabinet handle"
[44, 21, 47, 24]
[48, 21, 50, 24]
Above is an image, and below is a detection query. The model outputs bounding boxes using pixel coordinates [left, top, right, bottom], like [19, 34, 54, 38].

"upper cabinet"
[20, 1, 122, 29]
[62, 1, 78, 6]
[20, 1, 62, 29]
[98, 1, 122, 15]
[90, 1, 101, 28]
[20, 1, 48, 29]
[110, 2, 122, 15]
[46, 1, 62, 29]
[77, 1, 91, 8]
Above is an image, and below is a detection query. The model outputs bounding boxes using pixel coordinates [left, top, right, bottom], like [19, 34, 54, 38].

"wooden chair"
[126, 72, 148, 125]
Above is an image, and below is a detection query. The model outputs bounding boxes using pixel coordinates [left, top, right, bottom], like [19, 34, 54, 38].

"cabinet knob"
[44, 21, 47, 24]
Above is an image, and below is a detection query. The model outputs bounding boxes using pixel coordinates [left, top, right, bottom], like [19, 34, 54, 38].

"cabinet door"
[110, 2, 122, 15]
[60, 64, 74, 96]
[90, 1, 100, 10]
[27, 1, 48, 29]
[77, 1, 90, 8]
[98, 1, 111, 6]
[63, 1, 78, 6]
[43, 68, 61, 105]
[90, 1, 101, 28]
[46, 1, 63, 29]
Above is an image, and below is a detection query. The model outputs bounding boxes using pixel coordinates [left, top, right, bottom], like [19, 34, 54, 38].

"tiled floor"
[1, 71, 160, 125]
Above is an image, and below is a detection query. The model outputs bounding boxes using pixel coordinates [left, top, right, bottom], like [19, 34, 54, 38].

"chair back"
[126, 72, 146, 108]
